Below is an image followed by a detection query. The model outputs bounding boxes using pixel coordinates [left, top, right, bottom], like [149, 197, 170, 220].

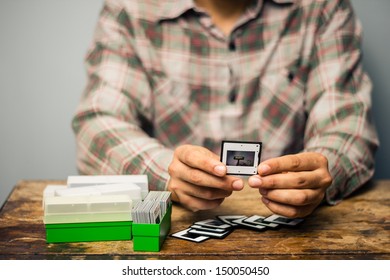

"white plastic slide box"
[42, 185, 67, 209]
[55, 183, 142, 204]
[67, 175, 149, 199]
[43, 195, 133, 224]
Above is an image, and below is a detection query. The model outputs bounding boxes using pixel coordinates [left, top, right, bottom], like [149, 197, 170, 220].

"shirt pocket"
[257, 68, 307, 158]
[151, 77, 201, 147]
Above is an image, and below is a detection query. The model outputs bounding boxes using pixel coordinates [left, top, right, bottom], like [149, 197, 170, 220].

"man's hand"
[167, 145, 244, 212]
[248, 152, 332, 218]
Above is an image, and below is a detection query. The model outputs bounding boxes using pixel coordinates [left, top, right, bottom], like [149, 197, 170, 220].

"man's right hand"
[167, 145, 244, 211]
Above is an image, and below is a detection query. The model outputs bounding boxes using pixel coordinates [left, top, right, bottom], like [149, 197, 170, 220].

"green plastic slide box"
[45, 221, 132, 243]
[132, 205, 172, 252]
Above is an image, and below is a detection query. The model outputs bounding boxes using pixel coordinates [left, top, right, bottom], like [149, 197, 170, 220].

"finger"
[169, 180, 227, 211]
[169, 157, 244, 191]
[260, 188, 324, 206]
[249, 171, 323, 190]
[181, 168, 244, 191]
[258, 152, 328, 176]
[170, 178, 233, 201]
[261, 196, 320, 218]
[181, 195, 225, 212]
[176, 145, 227, 177]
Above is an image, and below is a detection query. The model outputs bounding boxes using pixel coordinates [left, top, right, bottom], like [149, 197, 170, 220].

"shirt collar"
[273, 0, 295, 3]
[157, 0, 196, 21]
[156, 0, 295, 21]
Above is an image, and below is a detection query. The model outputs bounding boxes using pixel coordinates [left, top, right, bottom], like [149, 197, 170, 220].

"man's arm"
[303, 0, 379, 204]
[72, 2, 173, 190]
[249, 0, 379, 217]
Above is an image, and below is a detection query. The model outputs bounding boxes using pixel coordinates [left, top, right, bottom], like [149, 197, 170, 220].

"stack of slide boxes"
[43, 175, 171, 251]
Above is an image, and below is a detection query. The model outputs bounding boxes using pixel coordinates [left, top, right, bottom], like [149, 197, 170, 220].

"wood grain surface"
[0, 180, 389, 260]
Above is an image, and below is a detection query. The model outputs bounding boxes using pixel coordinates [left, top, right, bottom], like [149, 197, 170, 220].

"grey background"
[0, 0, 104, 207]
[0, 0, 389, 207]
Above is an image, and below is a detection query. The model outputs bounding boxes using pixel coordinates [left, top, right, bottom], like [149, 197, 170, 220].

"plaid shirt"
[72, 0, 379, 204]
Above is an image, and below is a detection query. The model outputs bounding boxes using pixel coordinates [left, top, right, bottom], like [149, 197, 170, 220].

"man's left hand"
[248, 152, 332, 218]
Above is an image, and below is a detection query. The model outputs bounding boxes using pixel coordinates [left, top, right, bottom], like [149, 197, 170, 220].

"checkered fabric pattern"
[72, 0, 379, 204]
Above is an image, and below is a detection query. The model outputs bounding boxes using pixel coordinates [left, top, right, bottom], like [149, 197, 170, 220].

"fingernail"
[232, 180, 244, 190]
[259, 188, 267, 195]
[249, 176, 262, 187]
[259, 164, 271, 175]
[214, 165, 226, 176]
[262, 197, 270, 204]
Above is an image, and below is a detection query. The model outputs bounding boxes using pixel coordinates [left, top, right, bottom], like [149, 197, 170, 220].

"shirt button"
[228, 41, 236, 51]
[229, 88, 237, 103]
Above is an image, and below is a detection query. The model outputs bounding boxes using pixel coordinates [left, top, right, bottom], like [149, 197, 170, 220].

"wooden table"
[0, 180, 389, 260]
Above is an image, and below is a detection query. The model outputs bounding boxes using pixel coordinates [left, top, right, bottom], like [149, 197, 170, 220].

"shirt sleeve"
[72, 1, 173, 190]
[303, 0, 379, 204]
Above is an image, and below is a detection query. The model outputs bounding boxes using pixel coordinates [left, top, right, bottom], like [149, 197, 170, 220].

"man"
[72, 0, 378, 217]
